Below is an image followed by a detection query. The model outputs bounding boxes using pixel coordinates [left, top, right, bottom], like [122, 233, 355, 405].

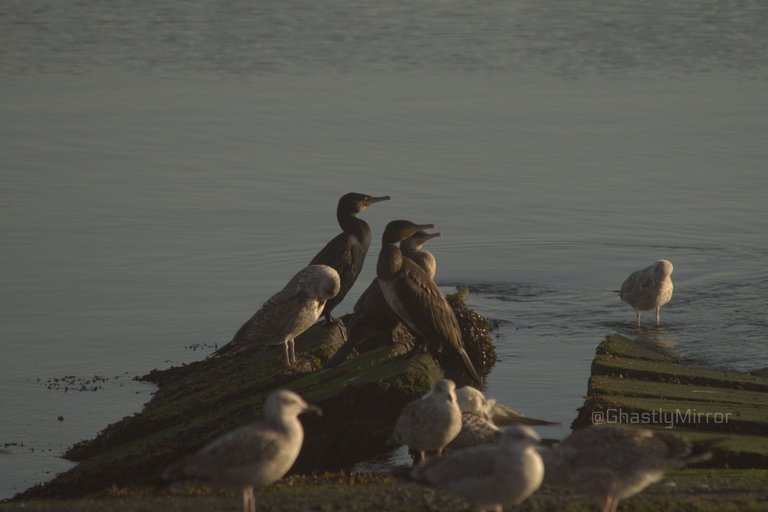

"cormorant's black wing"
[310, 232, 352, 270]
[393, 260, 481, 383]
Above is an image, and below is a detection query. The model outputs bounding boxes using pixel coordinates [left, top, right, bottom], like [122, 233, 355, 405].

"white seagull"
[163, 389, 321, 512]
[448, 387, 556, 452]
[387, 379, 462, 463]
[213, 264, 341, 366]
[540, 424, 713, 512]
[411, 425, 545, 512]
[456, 386, 558, 427]
[619, 259, 674, 326]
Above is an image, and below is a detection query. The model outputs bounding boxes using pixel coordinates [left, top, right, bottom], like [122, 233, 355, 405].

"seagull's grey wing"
[178, 424, 281, 480]
[416, 445, 504, 486]
[560, 426, 659, 471]
[448, 412, 501, 451]
[243, 288, 313, 339]
[217, 289, 314, 355]
[491, 403, 558, 426]
[620, 265, 657, 298]
[391, 399, 428, 443]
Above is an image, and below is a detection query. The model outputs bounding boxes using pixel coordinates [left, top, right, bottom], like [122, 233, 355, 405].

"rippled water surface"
[2, 0, 767, 499]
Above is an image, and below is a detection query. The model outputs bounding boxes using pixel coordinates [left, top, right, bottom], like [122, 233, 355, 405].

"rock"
[15, 295, 494, 500]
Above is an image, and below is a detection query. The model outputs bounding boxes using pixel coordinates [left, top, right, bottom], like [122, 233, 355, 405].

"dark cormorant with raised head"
[325, 230, 441, 367]
[309, 192, 390, 324]
[377, 220, 482, 384]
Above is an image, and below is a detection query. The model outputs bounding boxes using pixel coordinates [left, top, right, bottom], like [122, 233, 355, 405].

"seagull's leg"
[635, 310, 641, 327]
[242, 486, 249, 512]
[248, 486, 256, 512]
[289, 338, 297, 365]
[283, 341, 291, 367]
[655, 307, 661, 326]
[609, 496, 620, 512]
[601, 495, 611, 512]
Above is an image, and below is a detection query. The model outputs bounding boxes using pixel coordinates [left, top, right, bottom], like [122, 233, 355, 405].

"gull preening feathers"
[448, 387, 556, 451]
[163, 389, 321, 512]
[457, 386, 558, 427]
[213, 264, 341, 366]
[540, 424, 713, 512]
[387, 379, 462, 464]
[410, 425, 545, 512]
[619, 259, 674, 326]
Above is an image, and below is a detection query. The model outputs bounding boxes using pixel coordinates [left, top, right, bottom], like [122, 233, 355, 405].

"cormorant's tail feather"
[325, 335, 363, 367]
[458, 348, 482, 384]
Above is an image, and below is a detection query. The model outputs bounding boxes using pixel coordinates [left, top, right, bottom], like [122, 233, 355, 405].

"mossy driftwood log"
[574, 334, 768, 468]
[16, 293, 495, 500]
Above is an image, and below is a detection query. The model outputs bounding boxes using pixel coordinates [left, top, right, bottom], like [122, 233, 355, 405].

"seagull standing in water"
[387, 379, 462, 464]
[540, 424, 713, 512]
[410, 425, 545, 512]
[163, 390, 322, 512]
[213, 264, 340, 366]
[619, 259, 674, 326]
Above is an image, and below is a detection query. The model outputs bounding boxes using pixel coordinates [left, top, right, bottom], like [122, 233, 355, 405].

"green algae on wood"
[575, 334, 768, 468]
[15, 294, 493, 500]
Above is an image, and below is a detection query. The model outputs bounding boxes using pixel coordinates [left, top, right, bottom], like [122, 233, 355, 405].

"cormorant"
[325, 230, 441, 368]
[377, 220, 482, 384]
[309, 192, 391, 325]
[400, 230, 441, 279]
[619, 259, 674, 326]
[213, 265, 340, 366]
[163, 390, 322, 512]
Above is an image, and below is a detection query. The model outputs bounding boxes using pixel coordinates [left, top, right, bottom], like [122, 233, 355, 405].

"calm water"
[2, 0, 768, 499]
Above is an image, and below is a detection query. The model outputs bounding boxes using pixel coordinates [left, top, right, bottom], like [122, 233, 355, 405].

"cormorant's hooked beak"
[303, 403, 323, 416]
[366, 195, 391, 205]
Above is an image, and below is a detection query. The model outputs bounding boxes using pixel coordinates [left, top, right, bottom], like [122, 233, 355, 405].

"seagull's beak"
[303, 403, 323, 416]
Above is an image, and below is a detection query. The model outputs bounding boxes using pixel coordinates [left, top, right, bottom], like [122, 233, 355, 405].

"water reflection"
[631, 326, 682, 358]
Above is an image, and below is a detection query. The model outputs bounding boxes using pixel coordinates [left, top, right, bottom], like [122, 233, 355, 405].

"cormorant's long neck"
[337, 208, 371, 246]
[377, 244, 403, 281]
